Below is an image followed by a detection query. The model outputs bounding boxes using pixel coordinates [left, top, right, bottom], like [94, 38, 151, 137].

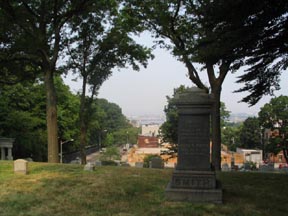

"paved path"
[86, 151, 100, 162]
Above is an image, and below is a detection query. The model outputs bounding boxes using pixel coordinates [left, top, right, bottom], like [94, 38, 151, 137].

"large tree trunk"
[207, 62, 230, 171]
[79, 76, 88, 164]
[80, 125, 87, 164]
[44, 68, 59, 163]
[211, 89, 222, 171]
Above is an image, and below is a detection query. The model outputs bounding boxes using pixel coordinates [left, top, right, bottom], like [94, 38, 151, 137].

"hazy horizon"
[64, 33, 288, 117]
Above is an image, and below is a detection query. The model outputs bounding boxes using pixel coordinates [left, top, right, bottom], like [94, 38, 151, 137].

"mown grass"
[1, 161, 288, 216]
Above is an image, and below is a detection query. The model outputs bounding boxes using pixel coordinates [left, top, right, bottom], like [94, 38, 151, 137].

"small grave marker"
[84, 162, 95, 171]
[135, 162, 143, 168]
[150, 157, 164, 169]
[14, 159, 28, 175]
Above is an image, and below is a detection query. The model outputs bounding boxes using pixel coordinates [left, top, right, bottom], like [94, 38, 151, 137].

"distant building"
[128, 114, 165, 126]
[267, 150, 287, 164]
[129, 119, 140, 127]
[263, 128, 287, 164]
[138, 135, 159, 148]
[218, 144, 244, 167]
[141, 124, 160, 137]
[236, 148, 263, 164]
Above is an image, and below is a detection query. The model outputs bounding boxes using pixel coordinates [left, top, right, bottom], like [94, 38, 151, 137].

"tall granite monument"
[165, 87, 222, 203]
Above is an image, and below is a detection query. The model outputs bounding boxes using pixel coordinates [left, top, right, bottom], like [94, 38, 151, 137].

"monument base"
[165, 170, 222, 203]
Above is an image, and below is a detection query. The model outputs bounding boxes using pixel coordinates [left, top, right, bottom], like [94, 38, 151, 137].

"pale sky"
[64, 33, 288, 117]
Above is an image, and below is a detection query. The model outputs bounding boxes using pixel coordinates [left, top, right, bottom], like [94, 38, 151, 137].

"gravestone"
[14, 159, 28, 175]
[150, 157, 164, 169]
[121, 162, 130, 167]
[222, 163, 230, 172]
[95, 160, 102, 166]
[135, 162, 143, 168]
[84, 162, 95, 171]
[165, 87, 222, 203]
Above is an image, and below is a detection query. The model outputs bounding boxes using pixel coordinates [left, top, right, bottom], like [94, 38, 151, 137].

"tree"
[0, 76, 79, 161]
[159, 85, 186, 157]
[234, 1, 288, 105]
[125, 0, 288, 170]
[64, 4, 152, 164]
[88, 98, 139, 147]
[100, 146, 121, 161]
[120, 0, 234, 169]
[0, 81, 47, 161]
[239, 117, 261, 149]
[258, 96, 288, 162]
[0, 1, 98, 162]
[222, 124, 241, 152]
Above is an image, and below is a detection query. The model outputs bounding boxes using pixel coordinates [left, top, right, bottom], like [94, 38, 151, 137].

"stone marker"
[95, 161, 102, 166]
[84, 162, 95, 171]
[135, 162, 143, 168]
[222, 163, 230, 172]
[165, 87, 222, 203]
[121, 162, 130, 167]
[150, 157, 164, 169]
[14, 159, 28, 175]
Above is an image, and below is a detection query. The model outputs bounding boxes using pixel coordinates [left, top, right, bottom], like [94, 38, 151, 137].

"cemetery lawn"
[1, 161, 288, 216]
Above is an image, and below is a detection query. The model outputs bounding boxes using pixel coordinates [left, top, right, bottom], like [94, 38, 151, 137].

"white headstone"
[84, 162, 95, 171]
[14, 159, 28, 175]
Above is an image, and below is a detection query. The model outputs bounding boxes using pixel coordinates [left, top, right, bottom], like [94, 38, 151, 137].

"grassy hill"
[0, 161, 288, 216]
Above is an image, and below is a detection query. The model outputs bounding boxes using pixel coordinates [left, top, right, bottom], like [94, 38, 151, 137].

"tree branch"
[169, 2, 208, 92]
[21, 1, 40, 18]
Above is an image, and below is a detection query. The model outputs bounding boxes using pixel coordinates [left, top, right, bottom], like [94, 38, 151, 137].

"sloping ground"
[0, 161, 288, 216]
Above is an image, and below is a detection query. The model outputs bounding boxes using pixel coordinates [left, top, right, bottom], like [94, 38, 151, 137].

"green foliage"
[159, 85, 187, 146]
[220, 102, 231, 128]
[0, 74, 138, 161]
[109, 127, 140, 146]
[87, 98, 138, 147]
[233, 1, 288, 105]
[100, 146, 120, 161]
[96, 99, 131, 132]
[258, 96, 288, 160]
[0, 77, 80, 161]
[222, 125, 242, 151]
[63, 1, 152, 163]
[0, 81, 47, 161]
[0, 0, 105, 162]
[239, 117, 262, 149]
